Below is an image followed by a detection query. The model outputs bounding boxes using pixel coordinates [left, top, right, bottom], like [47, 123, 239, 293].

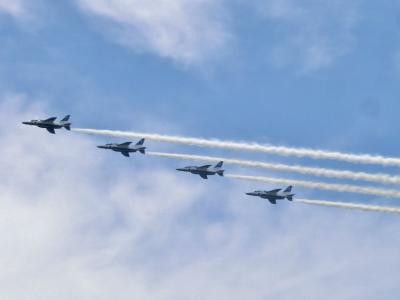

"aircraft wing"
[44, 117, 57, 123]
[267, 189, 281, 194]
[267, 198, 277, 204]
[46, 128, 56, 134]
[198, 165, 212, 170]
[199, 174, 208, 179]
[121, 151, 130, 157]
[118, 142, 132, 147]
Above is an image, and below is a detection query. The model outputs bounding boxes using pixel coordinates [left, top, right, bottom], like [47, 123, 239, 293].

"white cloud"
[76, 0, 231, 66]
[1, 95, 400, 299]
[254, 0, 361, 72]
[0, 0, 42, 22]
[0, 0, 26, 18]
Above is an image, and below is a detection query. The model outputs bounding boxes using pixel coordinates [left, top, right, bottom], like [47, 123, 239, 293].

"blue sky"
[1, 1, 400, 299]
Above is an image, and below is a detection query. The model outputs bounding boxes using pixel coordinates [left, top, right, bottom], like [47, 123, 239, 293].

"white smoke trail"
[296, 199, 400, 215]
[147, 151, 400, 185]
[226, 174, 400, 198]
[73, 128, 400, 167]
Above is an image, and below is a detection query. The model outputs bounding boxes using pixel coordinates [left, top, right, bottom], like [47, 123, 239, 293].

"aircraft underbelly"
[115, 148, 133, 152]
[39, 124, 60, 129]
[194, 172, 213, 176]
[262, 196, 284, 200]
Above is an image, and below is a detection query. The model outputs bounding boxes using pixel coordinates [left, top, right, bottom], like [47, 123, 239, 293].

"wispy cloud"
[0, 0, 27, 18]
[253, 0, 361, 72]
[75, 0, 231, 67]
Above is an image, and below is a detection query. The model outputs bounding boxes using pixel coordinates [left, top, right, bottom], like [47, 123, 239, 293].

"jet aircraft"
[22, 115, 71, 134]
[97, 139, 146, 157]
[176, 161, 224, 179]
[246, 186, 294, 204]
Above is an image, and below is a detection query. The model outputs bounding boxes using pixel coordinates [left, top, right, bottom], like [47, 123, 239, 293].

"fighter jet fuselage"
[22, 115, 71, 134]
[176, 161, 224, 179]
[246, 186, 294, 204]
[97, 139, 146, 157]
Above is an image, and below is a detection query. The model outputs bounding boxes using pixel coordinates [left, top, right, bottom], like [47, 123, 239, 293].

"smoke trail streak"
[226, 174, 400, 198]
[147, 151, 400, 185]
[296, 199, 400, 214]
[73, 128, 400, 167]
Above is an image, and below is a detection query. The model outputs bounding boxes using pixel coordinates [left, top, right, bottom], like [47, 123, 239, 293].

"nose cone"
[176, 168, 186, 172]
[97, 145, 107, 149]
[246, 192, 256, 196]
[22, 121, 30, 125]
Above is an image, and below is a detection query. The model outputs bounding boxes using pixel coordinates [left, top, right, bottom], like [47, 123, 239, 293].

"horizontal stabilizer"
[286, 195, 293, 201]
[217, 170, 224, 177]
[139, 149, 145, 154]
[64, 125, 71, 131]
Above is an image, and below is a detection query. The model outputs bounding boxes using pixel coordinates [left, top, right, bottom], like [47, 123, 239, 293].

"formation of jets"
[22, 115, 295, 204]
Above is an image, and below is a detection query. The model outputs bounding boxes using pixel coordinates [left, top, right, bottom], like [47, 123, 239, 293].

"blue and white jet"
[246, 186, 294, 204]
[176, 161, 224, 179]
[22, 115, 71, 134]
[97, 139, 146, 157]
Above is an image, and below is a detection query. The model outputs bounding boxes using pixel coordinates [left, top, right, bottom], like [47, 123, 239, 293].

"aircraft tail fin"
[136, 138, 145, 146]
[215, 161, 223, 168]
[139, 149, 145, 154]
[61, 115, 70, 122]
[217, 170, 224, 177]
[284, 186, 293, 193]
[64, 125, 71, 131]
